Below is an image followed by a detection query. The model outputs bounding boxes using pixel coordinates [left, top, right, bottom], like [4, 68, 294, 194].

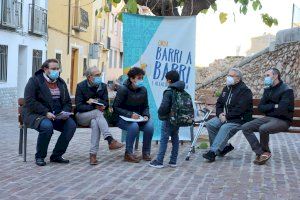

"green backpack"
[169, 89, 194, 127]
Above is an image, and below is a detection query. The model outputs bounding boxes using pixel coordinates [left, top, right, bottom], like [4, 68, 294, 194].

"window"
[83, 58, 87, 76]
[119, 52, 123, 69]
[114, 50, 117, 68]
[55, 53, 62, 70]
[109, 50, 113, 68]
[0, 45, 8, 82]
[32, 50, 42, 75]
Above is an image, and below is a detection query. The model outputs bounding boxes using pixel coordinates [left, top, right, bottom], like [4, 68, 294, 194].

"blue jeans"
[117, 118, 154, 154]
[35, 118, 76, 159]
[156, 121, 179, 164]
[206, 117, 240, 154]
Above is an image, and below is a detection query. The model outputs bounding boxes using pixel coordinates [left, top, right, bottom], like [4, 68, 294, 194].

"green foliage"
[261, 13, 278, 27]
[104, 5, 110, 13]
[198, 142, 209, 149]
[215, 90, 222, 97]
[211, 2, 218, 12]
[113, 0, 121, 3]
[127, 0, 138, 14]
[219, 12, 228, 24]
[252, 0, 262, 11]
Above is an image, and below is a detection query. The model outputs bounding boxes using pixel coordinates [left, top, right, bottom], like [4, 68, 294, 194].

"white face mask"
[226, 76, 235, 86]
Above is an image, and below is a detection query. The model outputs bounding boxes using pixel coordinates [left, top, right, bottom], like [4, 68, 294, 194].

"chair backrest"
[253, 99, 300, 127]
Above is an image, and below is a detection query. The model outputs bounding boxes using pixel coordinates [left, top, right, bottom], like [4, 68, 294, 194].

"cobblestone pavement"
[0, 108, 300, 200]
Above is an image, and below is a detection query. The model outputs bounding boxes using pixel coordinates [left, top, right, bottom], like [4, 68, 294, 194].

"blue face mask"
[135, 80, 144, 88]
[93, 76, 102, 86]
[264, 76, 273, 87]
[49, 70, 59, 80]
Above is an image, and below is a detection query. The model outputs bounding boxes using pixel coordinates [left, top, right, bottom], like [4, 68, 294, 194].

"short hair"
[165, 70, 180, 83]
[127, 67, 145, 79]
[85, 66, 99, 77]
[270, 68, 281, 81]
[41, 59, 59, 69]
[229, 68, 243, 80]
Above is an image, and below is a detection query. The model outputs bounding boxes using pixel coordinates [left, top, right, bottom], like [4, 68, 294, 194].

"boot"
[90, 154, 98, 165]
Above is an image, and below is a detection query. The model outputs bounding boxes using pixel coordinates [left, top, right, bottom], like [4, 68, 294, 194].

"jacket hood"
[35, 69, 44, 76]
[169, 81, 185, 91]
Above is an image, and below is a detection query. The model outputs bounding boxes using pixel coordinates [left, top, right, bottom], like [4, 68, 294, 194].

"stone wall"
[196, 56, 244, 84]
[0, 87, 18, 108]
[196, 42, 300, 99]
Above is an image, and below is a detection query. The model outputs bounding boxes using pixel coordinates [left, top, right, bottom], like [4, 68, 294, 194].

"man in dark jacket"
[23, 59, 76, 166]
[149, 70, 184, 168]
[242, 68, 294, 165]
[75, 66, 123, 165]
[203, 68, 253, 162]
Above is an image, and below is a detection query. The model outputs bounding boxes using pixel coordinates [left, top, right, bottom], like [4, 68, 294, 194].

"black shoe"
[219, 144, 234, 157]
[202, 151, 216, 162]
[50, 156, 69, 164]
[149, 160, 164, 169]
[36, 158, 46, 166]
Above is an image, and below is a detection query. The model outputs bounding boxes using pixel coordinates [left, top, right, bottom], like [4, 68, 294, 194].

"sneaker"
[202, 151, 216, 162]
[149, 160, 164, 169]
[219, 144, 234, 157]
[255, 152, 271, 165]
[168, 161, 177, 168]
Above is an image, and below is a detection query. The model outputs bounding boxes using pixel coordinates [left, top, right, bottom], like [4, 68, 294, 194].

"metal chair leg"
[134, 133, 139, 150]
[23, 126, 27, 162]
[19, 127, 23, 155]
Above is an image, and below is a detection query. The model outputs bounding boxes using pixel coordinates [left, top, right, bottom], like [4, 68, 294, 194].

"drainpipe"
[291, 3, 295, 28]
[67, 0, 71, 55]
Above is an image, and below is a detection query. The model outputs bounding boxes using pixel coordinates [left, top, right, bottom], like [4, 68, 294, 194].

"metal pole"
[31, 0, 35, 33]
[292, 3, 295, 28]
[67, 0, 71, 55]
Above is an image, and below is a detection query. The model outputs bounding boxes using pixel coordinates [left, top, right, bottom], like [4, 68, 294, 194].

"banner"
[123, 14, 196, 140]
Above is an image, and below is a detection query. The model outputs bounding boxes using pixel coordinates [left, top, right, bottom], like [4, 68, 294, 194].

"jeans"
[35, 118, 76, 159]
[156, 120, 179, 164]
[117, 118, 154, 154]
[242, 116, 289, 155]
[206, 117, 240, 153]
[76, 109, 112, 154]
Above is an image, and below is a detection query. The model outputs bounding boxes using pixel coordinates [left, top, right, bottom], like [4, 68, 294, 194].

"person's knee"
[258, 126, 269, 134]
[128, 122, 140, 134]
[144, 120, 154, 134]
[241, 122, 254, 133]
[39, 119, 53, 134]
[206, 117, 219, 130]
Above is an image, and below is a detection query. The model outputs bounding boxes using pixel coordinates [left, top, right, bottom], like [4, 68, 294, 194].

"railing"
[28, 4, 47, 36]
[72, 6, 89, 32]
[0, 0, 22, 29]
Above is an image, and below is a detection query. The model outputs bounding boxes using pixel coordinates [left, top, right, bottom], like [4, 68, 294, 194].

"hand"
[219, 113, 226, 123]
[274, 104, 279, 109]
[87, 98, 96, 105]
[143, 116, 149, 121]
[96, 105, 106, 112]
[46, 112, 56, 120]
[218, 113, 225, 119]
[131, 113, 140, 119]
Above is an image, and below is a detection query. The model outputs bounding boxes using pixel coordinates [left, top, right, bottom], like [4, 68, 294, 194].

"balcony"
[72, 6, 89, 32]
[0, 0, 22, 29]
[28, 4, 47, 36]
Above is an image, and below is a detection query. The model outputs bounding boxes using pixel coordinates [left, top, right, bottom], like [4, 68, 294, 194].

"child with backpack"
[149, 70, 194, 168]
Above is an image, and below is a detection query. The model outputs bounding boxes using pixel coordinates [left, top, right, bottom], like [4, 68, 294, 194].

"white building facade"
[0, 0, 47, 107]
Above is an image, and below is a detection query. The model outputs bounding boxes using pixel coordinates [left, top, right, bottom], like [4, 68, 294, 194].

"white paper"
[92, 101, 104, 106]
[55, 111, 73, 120]
[120, 115, 145, 122]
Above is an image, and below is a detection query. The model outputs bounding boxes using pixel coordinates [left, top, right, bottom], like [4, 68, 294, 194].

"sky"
[195, 0, 300, 67]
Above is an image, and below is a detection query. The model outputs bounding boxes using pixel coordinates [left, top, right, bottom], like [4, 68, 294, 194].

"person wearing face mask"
[203, 68, 253, 162]
[23, 59, 76, 166]
[75, 66, 123, 165]
[113, 67, 154, 163]
[241, 68, 294, 165]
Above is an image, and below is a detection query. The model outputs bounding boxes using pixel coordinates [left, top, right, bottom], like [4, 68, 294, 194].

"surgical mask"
[48, 70, 59, 80]
[264, 76, 273, 87]
[135, 80, 144, 88]
[226, 76, 235, 86]
[93, 76, 102, 86]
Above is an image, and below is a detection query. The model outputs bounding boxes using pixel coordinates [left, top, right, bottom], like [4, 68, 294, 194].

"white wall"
[0, 0, 47, 97]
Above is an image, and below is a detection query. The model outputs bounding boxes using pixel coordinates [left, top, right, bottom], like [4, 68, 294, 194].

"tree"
[102, 0, 278, 27]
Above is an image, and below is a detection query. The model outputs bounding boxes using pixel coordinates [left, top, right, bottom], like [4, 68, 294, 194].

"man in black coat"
[242, 68, 294, 165]
[23, 59, 76, 166]
[75, 66, 123, 165]
[203, 68, 253, 162]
